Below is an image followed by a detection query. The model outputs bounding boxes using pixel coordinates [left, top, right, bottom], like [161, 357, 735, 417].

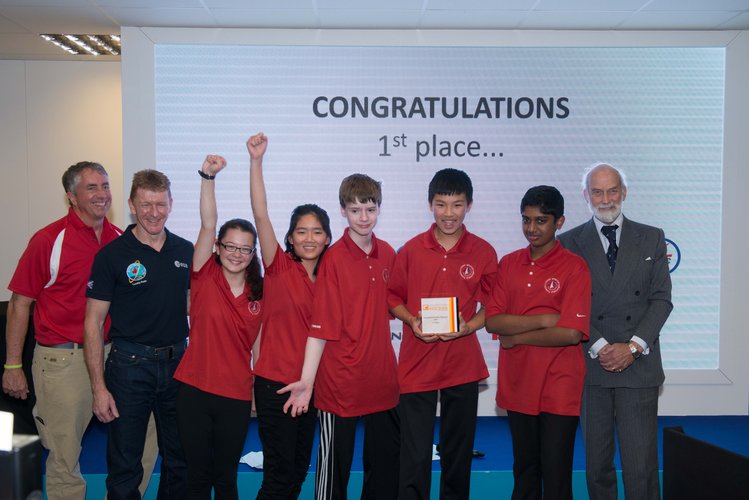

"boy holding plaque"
[279, 174, 400, 499]
[485, 185, 591, 500]
[387, 168, 497, 500]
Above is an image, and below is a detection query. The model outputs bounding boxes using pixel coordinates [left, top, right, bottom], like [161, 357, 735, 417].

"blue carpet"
[63, 415, 749, 498]
[77, 415, 749, 474]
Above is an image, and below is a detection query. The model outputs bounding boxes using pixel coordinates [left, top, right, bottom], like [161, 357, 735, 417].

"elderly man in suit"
[558, 162, 672, 500]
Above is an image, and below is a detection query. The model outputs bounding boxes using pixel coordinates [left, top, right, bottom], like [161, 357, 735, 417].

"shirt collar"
[592, 212, 624, 233]
[521, 239, 562, 268]
[592, 212, 624, 248]
[68, 207, 110, 234]
[340, 228, 379, 260]
[125, 224, 173, 249]
[67, 207, 88, 230]
[423, 223, 470, 252]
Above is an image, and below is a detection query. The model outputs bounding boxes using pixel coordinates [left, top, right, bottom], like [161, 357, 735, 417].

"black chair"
[663, 425, 749, 500]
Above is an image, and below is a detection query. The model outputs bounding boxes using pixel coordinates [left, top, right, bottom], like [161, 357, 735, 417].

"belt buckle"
[155, 345, 174, 359]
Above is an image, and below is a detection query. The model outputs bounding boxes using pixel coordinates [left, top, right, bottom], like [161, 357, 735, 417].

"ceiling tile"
[426, 0, 537, 9]
[105, 7, 216, 28]
[202, 0, 313, 7]
[95, 0, 204, 7]
[643, 0, 749, 12]
[420, 9, 526, 29]
[210, 8, 320, 28]
[535, 0, 648, 11]
[318, 0, 423, 8]
[518, 10, 633, 30]
[0, 6, 117, 32]
[717, 10, 749, 28]
[0, 11, 28, 33]
[620, 10, 743, 29]
[318, 9, 423, 29]
[0, 0, 90, 6]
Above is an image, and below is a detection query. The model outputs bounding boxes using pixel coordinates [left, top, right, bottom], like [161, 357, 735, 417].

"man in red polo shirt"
[2, 162, 155, 500]
[486, 185, 591, 500]
[388, 168, 497, 500]
[280, 173, 400, 500]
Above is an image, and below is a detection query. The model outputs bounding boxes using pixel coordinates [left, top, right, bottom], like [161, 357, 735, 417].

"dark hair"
[520, 185, 565, 221]
[62, 161, 108, 206]
[428, 168, 473, 204]
[284, 204, 332, 277]
[338, 173, 382, 207]
[216, 218, 263, 301]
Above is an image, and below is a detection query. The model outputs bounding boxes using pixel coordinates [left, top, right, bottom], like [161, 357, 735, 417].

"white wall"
[0, 60, 123, 301]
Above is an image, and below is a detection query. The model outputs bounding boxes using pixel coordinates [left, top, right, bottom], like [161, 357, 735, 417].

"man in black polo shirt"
[84, 169, 193, 499]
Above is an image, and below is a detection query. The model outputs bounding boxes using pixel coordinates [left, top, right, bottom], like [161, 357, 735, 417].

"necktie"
[601, 225, 618, 273]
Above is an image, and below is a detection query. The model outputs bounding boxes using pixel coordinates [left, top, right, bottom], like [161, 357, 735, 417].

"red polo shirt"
[8, 208, 121, 344]
[175, 258, 262, 400]
[387, 224, 496, 393]
[486, 241, 591, 416]
[310, 230, 399, 417]
[253, 243, 316, 385]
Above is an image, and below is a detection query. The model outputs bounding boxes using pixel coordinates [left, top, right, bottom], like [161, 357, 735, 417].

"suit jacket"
[558, 216, 672, 388]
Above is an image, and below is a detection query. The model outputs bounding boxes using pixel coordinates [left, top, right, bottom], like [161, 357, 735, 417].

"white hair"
[582, 162, 628, 191]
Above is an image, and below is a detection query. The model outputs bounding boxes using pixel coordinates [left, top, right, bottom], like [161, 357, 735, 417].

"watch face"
[629, 343, 640, 358]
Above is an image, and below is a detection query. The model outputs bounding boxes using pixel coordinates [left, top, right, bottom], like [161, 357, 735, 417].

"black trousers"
[175, 383, 251, 500]
[254, 376, 317, 500]
[399, 381, 479, 500]
[315, 408, 400, 500]
[506, 410, 579, 500]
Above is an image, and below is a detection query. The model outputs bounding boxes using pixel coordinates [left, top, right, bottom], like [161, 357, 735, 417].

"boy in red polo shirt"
[485, 185, 591, 500]
[280, 174, 400, 499]
[387, 168, 497, 500]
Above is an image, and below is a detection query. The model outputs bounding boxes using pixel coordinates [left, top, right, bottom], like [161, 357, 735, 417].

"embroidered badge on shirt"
[249, 301, 261, 316]
[126, 260, 147, 284]
[460, 264, 475, 280]
[544, 277, 561, 294]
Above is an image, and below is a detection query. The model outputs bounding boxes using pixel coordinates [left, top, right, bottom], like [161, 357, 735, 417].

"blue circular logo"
[665, 239, 680, 273]
[126, 261, 147, 283]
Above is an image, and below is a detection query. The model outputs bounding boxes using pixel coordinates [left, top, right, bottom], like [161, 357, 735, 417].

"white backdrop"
[122, 28, 749, 415]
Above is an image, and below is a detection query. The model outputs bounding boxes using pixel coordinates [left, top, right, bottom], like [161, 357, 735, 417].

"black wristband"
[198, 170, 216, 180]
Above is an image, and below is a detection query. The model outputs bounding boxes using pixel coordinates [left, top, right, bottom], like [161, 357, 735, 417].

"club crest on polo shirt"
[460, 264, 475, 280]
[382, 268, 389, 282]
[249, 301, 261, 316]
[544, 277, 561, 294]
[126, 260, 147, 285]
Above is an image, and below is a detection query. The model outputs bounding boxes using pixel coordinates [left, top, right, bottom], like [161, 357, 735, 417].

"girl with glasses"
[175, 154, 264, 499]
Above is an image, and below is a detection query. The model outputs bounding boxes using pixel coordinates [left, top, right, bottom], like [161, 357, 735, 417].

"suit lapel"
[611, 216, 642, 288]
[573, 219, 614, 290]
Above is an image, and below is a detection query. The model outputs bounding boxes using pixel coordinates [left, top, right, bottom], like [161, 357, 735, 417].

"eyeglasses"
[218, 242, 256, 255]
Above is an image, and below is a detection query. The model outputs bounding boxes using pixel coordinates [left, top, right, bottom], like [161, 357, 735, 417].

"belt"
[37, 341, 82, 349]
[37, 341, 112, 349]
[112, 338, 186, 360]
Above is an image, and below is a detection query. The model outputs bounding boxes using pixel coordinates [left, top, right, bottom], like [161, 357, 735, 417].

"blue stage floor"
[69, 415, 749, 499]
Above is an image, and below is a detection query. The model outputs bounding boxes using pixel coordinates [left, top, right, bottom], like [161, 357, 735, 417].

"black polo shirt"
[88, 224, 193, 347]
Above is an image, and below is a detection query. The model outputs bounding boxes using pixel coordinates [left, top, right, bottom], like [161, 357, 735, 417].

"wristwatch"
[628, 341, 642, 359]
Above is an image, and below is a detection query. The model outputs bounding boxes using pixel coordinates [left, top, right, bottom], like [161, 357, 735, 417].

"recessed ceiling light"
[40, 34, 121, 56]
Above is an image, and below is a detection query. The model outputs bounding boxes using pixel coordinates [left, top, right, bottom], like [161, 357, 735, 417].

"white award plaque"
[421, 297, 458, 334]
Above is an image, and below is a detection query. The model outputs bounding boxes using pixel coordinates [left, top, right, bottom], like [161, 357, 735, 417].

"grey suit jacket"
[558, 216, 672, 388]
